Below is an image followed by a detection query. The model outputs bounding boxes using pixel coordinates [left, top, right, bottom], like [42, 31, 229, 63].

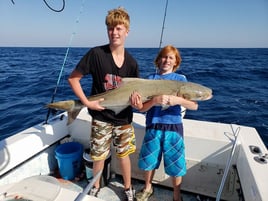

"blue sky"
[1, 0, 268, 48]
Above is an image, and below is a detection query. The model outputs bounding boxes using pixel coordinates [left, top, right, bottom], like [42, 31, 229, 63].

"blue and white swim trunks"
[138, 124, 186, 177]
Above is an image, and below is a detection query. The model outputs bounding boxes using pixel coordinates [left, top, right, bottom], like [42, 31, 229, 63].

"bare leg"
[93, 159, 105, 188]
[172, 176, 182, 201]
[119, 155, 132, 189]
[135, 169, 154, 200]
[144, 169, 155, 191]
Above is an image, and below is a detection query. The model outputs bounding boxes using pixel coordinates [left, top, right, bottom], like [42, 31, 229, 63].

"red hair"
[154, 45, 182, 72]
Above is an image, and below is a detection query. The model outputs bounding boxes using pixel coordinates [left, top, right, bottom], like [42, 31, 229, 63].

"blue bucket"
[55, 142, 83, 180]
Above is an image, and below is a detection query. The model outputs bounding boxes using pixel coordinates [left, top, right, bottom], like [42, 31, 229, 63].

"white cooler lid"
[2, 175, 61, 201]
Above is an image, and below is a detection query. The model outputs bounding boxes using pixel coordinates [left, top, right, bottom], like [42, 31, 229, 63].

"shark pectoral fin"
[141, 96, 154, 104]
[182, 93, 191, 100]
[161, 104, 170, 111]
[67, 109, 82, 125]
[108, 105, 128, 115]
[146, 96, 154, 100]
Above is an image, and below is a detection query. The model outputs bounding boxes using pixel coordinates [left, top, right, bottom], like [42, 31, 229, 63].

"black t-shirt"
[75, 44, 139, 125]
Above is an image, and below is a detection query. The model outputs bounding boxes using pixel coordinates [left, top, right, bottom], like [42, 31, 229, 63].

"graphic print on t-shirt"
[104, 74, 122, 91]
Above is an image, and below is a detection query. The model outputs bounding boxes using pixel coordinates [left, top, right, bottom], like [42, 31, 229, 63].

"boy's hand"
[130, 91, 143, 110]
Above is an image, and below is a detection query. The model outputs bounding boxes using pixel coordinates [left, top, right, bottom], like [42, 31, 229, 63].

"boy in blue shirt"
[132, 45, 198, 201]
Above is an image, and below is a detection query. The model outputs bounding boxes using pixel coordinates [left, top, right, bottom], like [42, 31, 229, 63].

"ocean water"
[0, 47, 267, 147]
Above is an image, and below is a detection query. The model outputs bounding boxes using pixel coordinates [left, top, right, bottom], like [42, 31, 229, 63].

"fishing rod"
[155, 0, 169, 74]
[44, 0, 85, 124]
[159, 0, 169, 50]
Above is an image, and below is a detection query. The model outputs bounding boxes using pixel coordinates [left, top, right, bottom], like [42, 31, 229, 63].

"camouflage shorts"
[90, 119, 136, 160]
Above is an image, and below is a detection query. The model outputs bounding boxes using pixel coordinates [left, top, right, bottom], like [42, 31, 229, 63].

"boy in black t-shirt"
[68, 7, 139, 201]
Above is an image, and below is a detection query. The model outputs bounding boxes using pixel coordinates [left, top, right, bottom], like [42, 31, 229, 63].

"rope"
[11, 0, 65, 12]
[44, 0, 85, 124]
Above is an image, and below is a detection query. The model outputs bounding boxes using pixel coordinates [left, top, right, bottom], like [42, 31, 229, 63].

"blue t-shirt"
[145, 72, 187, 127]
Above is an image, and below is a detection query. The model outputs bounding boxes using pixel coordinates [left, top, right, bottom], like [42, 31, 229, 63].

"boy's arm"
[130, 92, 198, 112]
[68, 70, 105, 111]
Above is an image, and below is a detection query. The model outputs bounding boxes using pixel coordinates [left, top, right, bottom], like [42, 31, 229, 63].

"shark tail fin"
[46, 100, 75, 111]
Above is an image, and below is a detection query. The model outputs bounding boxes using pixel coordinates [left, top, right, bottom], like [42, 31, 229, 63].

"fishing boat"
[1, 1, 267, 200]
[0, 107, 267, 201]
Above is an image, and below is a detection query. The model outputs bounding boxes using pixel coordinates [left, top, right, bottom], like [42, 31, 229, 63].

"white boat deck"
[73, 175, 212, 201]
[0, 109, 267, 201]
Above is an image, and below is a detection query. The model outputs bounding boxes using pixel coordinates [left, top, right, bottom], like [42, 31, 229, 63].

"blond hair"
[154, 45, 182, 72]
[105, 7, 130, 30]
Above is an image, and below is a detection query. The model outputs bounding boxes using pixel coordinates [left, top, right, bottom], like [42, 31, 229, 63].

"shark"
[47, 78, 213, 125]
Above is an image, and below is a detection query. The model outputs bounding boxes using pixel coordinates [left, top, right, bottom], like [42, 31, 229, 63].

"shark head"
[179, 82, 213, 101]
